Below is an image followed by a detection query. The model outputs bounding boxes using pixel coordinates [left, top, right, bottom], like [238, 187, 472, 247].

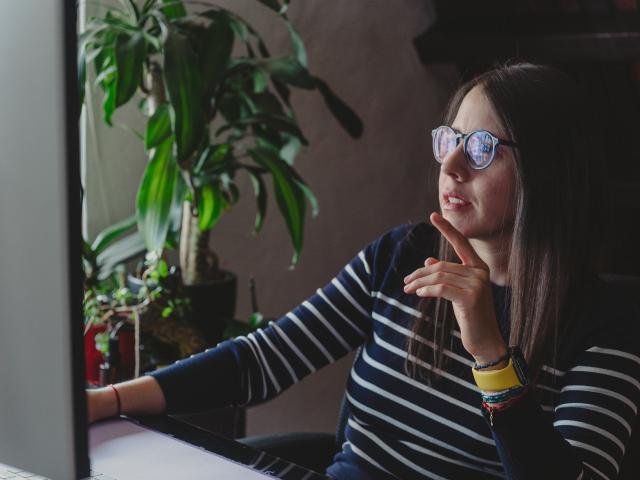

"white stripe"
[331, 278, 369, 317]
[399, 441, 505, 478]
[247, 332, 282, 393]
[361, 346, 482, 417]
[358, 250, 371, 275]
[237, 337, 268, 400]
[555, 403, 632, 435]
[586, 347, 640, 367]
[256, 328, 298, 384]
[346, 391, 502, 468]
[299, 471, 314, 480]
[583, 461, 610, 480]
[316, 288, 367, 338]
[569, 366, 640, 392]
[269, 321, 316, 374]
[349, 418, 452, 480]
[554, 420, 625, 453]
[345, 264, 369, 296]
[567, 439, 619, 473]
[451, 329, 462, 339]
[350, 368, 494, 445]
[348, 441, 394, 476]
[248, 451, 267, 468]
[372, 311, 474, 367]
[261, 457, 280, 472]
[561, 385, 637, 414]
[374, 331, 480, 393]
[277, 463, 295, 476]
[372, 290, 422, 318]
[541, 404, 555, 412]
[535, 383, 561, 394]
[286, 311, 334, 363]
[576, 469, 583, 480]
[302, 300, 352, 352]
[542, 364, 567, 377]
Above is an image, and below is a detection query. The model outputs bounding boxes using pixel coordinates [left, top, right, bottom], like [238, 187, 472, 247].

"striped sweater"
[148, 222, 640, 480]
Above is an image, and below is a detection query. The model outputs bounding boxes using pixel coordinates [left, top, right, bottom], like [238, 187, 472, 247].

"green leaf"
[161, 306, 173, 318]
[312, 77, 363, 138]
[260, 57, 315, 89]
[248, 311, 264, 328]
[164, 27, 206, 164]
[96, 232, 146, 280]
[285, 22, 307, 68]
[217, 112, 308, 145]
[253, 68, 268, 94]
[195, 143, 232, 174]
[199, 18, 234, 99]
[245, 167, 267, 234]
[197, 183, 225, 231]
[114, 32, 146, 107]
[248, 147, 305, 267]
[160, 0, 187, 19]
[78, 43, 87, 112]
[91, 214, 138, 256]
[103, 77, 117, 126]
[145, 103, 172, 150]
[136, 137, 179, 254]
[279, 135, 301, 165]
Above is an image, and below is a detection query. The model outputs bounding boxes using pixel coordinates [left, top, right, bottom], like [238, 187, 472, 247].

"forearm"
[88, 375, 166, 423]
[485, 390, 588, 480]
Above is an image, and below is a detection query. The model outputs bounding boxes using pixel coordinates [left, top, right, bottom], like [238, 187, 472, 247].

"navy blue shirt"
[149, 222, 640, 479]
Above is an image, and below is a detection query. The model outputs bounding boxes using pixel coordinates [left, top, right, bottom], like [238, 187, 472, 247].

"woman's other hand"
[403, 212, 508, 367]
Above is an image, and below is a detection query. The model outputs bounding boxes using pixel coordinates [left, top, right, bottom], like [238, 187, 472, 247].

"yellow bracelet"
[472, 357, 524, 392]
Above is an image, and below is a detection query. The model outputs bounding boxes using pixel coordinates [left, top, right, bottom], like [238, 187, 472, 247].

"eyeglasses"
[431, 125, 518, 170]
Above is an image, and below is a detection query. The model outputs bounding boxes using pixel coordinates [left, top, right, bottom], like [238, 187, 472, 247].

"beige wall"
[83, 0, 461, 436]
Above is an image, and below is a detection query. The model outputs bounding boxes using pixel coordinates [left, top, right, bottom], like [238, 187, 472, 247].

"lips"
[442, 191, 471, 209]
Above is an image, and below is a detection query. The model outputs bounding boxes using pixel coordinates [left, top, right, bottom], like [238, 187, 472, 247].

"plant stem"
[179, 201, 223, 285]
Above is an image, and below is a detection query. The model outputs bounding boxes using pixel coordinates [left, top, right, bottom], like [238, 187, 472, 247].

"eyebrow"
[450, 125, 502, 138]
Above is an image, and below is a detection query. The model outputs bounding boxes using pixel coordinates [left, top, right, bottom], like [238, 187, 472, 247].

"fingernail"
[403, 285, 409, 291]
[404, 275, 410, 282]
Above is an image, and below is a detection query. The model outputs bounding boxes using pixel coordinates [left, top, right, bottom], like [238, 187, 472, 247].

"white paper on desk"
[89, 419, 275, 479]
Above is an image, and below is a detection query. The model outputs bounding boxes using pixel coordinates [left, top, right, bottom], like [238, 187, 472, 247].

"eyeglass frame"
[431, 125, 519, 170]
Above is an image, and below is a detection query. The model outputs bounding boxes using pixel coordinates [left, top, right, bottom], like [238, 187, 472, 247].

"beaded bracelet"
[473, 350, 511, 370]
[482, 387, 529, 426]
[481, 385, 526, 404]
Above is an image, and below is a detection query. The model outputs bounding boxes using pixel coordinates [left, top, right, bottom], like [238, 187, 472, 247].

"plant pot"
[183, 269, 237, 347]
[84, 322, 136, 385]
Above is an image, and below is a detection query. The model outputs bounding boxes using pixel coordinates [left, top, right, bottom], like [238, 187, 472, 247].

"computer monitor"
[0, 0, 90, 478]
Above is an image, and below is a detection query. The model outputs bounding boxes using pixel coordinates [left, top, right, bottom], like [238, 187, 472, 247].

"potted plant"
[79, 0, 362, 346]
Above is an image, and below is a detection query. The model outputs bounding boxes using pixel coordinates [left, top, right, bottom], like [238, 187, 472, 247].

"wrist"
[98, 386, 120, 419]
[473, 343, 509, 371]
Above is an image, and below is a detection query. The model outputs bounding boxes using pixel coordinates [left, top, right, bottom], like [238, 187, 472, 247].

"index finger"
[430, 211, 487, 269]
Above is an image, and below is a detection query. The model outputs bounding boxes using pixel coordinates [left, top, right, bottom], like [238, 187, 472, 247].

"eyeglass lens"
[433, 127, 494, 169]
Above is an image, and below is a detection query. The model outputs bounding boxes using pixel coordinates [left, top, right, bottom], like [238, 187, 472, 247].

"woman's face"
[438, 86, 517, 242]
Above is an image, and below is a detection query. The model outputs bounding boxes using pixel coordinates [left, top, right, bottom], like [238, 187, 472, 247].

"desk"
[128, 414, 331, 479]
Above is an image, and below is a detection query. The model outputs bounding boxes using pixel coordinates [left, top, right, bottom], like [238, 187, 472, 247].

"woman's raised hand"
[403, 212, 507, 365]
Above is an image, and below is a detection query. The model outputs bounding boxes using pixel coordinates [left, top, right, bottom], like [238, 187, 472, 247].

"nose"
[440, 141, 469, 182]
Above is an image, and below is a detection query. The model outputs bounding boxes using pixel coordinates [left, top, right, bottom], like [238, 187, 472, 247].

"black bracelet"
[473, 350, 511, 370]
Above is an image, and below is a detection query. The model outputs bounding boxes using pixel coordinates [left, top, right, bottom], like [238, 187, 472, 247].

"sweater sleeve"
[146, 237, 378, 415]
[484, 339, 640, 480]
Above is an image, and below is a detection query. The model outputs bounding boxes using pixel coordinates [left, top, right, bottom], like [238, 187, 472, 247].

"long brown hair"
[404, 60, 608, 389]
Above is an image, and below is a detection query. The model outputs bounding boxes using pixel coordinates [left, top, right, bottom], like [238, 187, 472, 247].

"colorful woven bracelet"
[481, 385, 526, 404]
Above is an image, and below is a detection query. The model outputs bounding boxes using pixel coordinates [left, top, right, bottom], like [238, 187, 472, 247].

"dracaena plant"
[79, 0, 363, 286]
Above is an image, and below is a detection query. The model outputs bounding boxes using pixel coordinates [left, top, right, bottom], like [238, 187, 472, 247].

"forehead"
[451, 86, 506, 137]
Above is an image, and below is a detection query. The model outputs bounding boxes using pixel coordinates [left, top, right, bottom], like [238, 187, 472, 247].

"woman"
[88, 60, 640, 479]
